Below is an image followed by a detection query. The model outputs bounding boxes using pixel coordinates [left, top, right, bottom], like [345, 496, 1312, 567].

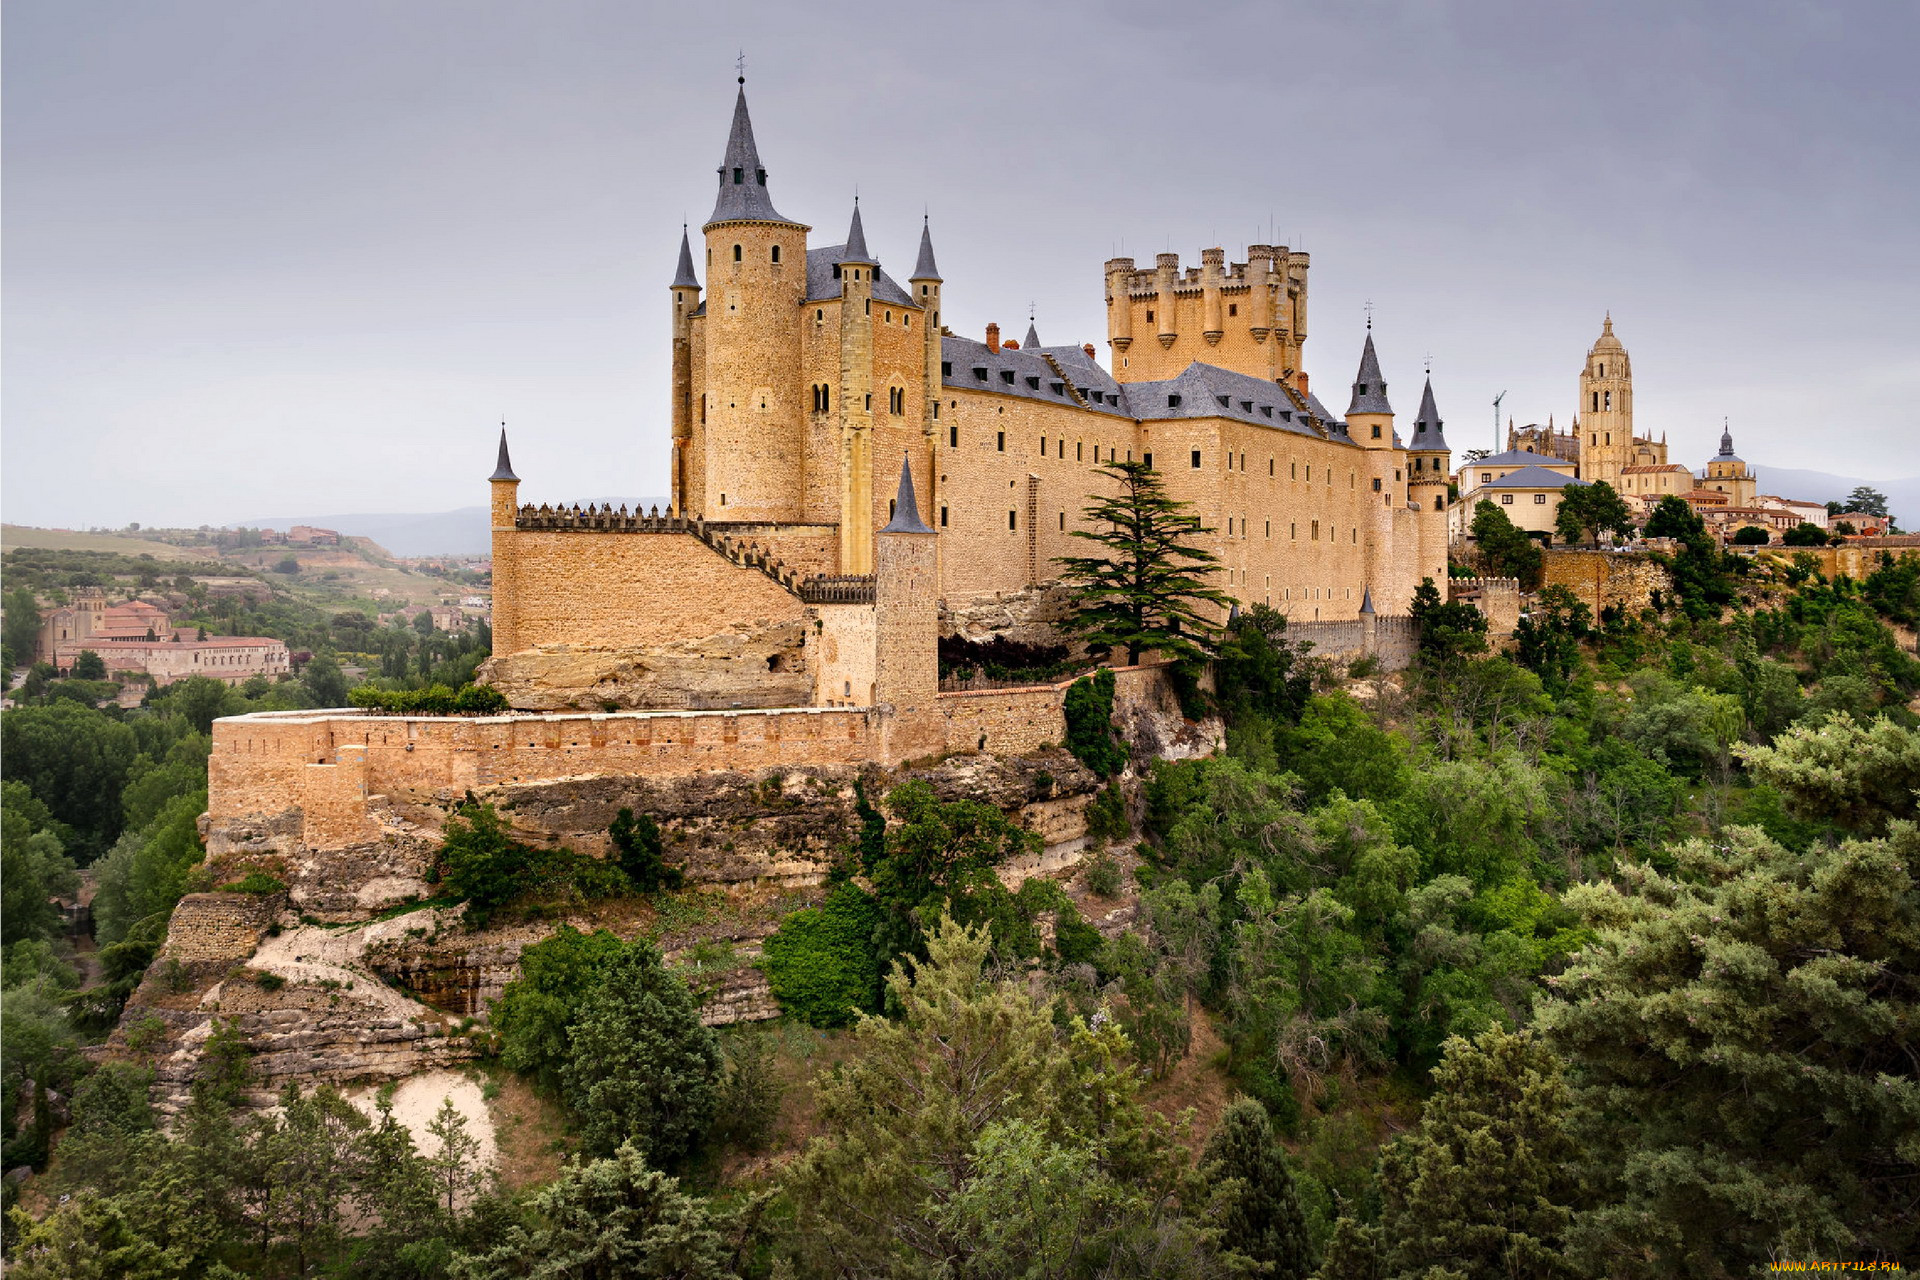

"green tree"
[1055, 460, 1230, 664]
[1554, 479, 1633, 548]
[1783, 521, 1828, 547]
[761, 881, 883, 1026]
[1735, 712, 1920, 835]
[2, 801, 79, 951]
[1469, 501, 1543, 589]
[609, 807, 682, 893]
[425, 1095, 486, 1217]
[1202, 1097, 1311, 1279]
[300, 652, 348, 707]
[1843, 485, 1889, 518]
[3, 585, 42, 666]
[781, 915, 1210, 1278]
[0, 700, 140, 856]
[450, 1141, 741, 1280]
[274, 555, 301, 574]
[560, 940, 721, 1165]
[91, 790, 206, 947]
[493, 925, 633, 1092]
[1538, 822, 1920, 1274]
[70, 649, 107, 680]
[1063, 666, 1127, 776]
[1729, 524, 1770, 545]
[1216, 602, 1314, 725]
[1408, 577, 1488, 661]
[1512, 584, 1592, 687]
[414, 608, 437, 635]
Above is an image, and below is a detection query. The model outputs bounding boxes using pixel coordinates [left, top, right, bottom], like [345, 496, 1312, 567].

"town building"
[54, 630, 291, 686]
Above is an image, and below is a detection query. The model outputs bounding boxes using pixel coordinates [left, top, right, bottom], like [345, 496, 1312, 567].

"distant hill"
[244, 499, 670, 557]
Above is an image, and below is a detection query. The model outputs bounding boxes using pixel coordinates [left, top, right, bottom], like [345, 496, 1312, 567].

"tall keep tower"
[1102, 245, 1310, 385]
[1346, 329, 1400, 608]
[698, 80, 810, 520]
[1578, 315, 1633, 485]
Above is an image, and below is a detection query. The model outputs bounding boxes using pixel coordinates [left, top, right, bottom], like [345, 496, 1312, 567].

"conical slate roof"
[1409, 376, 1448, 450]
[1348, 331, 1393, 416]
[843, 201, 873, 263]
[671, 227, 699, 289]
[1716, 424, 1743, 463]
[706, 84, 798, 227]
[1359, 585, 1375, 615]
[489, 428, 518, 482]
[880, 454, 933, 534]
[1023, 320, 1041, 350]
[911, 218, 941, 280]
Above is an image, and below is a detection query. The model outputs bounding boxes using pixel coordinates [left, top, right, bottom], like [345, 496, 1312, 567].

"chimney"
[986, 322, 1000, 353]
[1297, 371, 1309, 396]
[1083, 343, 1097, 359]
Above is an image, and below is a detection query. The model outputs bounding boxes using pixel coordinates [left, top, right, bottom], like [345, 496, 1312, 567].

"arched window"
[771, 245, 781, 264]
[732, 244, 742, 262]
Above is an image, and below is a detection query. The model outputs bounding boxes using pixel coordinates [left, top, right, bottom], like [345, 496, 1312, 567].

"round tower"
[1407, 376, 1454, 590]
[669, 227, 700, 513]
[699, 79, 810, 521]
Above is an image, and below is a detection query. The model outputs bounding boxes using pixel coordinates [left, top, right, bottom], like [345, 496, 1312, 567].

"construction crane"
[1492, 391, 1507, 453]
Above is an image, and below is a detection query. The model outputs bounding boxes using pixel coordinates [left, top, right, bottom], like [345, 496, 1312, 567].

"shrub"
[609, 807, 682, 893]
[1731, 525, 1771, 546]
[437, 801, 626, 927]
[1084, 779, 1129, 846]
[1063, 667, 1126, 776]
[253, 970, 286, 991]
[494, 926, 634, 1092]
[348, 682, 506, 715]
[218, 871, 288, 894]
[1085, 852, 1124, 899]
[762, 882, 883, 1026]
[713, 1031, 783, 1152]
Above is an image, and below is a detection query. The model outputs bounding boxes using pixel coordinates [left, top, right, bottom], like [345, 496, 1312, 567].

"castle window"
[866, 300, 871, 314]
[942, 361, 952, 376]
[832, 264, 841, 279]
[1311, 520, 1319, 540]
[733, 167, 743, 184]
[904, 314, 910, 328]
[1261, 406, 1272, 418]
[865, 394, 872, 410]
[1501, 494, 1513, 504]
[1240, 400, 1252, 412]
[1191, 450, 1202, 469]
[1435, 494, 1444, 509]
[733, 244, 742, 261]
[1168, 394, 1182, 407]
[1040, 438, 1047, 457]
[1269, 458, 1274, 475]
[1229, 303, 1238, 316]
[1371, 425, 1382, 439]
[1592, 393, 1599, 412]
[1291, 522, 1297, 539]
[1534, 493, 1548, 504]
[974, 367, 988, 381]
[1009, 510, 1017, 531]
[1026, 376, 1041, 390]
[997, 431, 1005, 452]
[889, 499, 896, 520]
[1372, 478, 1381, 491]
[721, 493, 728, 505]
[1059, 512, 1065, 530]
[1001, 371, 1015, 385]
[950, 425, 959, 448]
[1050, 382, 1064, 395]
[771, 245, 781, 263]
[1604, 392, 1611, 410]
[1146, 309, 1155, 322]
[1265, 520, 1270, 536]
[1076, 442, 1083, 461]
[1599, 363, 1605, 376]
[1217, 395, 1230, 408]
[1144, 452, 1154, 469]
[940, 505, 948, 527]
[755, 168, 765, 184]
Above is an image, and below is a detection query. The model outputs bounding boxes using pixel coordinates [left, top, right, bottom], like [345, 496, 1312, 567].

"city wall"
[1541, 549, 1673, 617]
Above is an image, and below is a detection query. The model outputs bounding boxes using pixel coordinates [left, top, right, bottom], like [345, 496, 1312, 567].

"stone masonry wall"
[161, 891, 285, 963]
[1542, 549, 1673, 617]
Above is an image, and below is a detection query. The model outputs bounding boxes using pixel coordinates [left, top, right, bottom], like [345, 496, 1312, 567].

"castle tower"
[1346, 328, 1400, 608]
[909, 218, 944, 570]
[837, 200, 877, 574]
[698, 79, 810, 521]
[1407, 375, 1453, 591]
[1703, 422, 1757, 506]
[488, 429, 521, 660]
[1103, 245, 1313, 385]
[873, 455, 942, 764]
[669, 227, 700, 512]
[1578, 314, 1633, 485]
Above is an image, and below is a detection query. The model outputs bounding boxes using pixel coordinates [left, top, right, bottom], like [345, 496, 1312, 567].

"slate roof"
[489, 429, 518, 483]
[842, 202, 872, 262]
[941, 335, 1132, 418]
[805, 246, 915, 306]
[1480, 464, 1588, 490]
[911, 220, 941, 280]
[1023, 321, 1041, 350]
[880, 455, 933, 534]
[1714, 426, 1744, 463]
[1468, 449, 1577, 470]
[1347, 332, 1393, 416]
[706, 85, 801, 227]
[1409, 377, 1449, 450]
[671, 228, 699, 289]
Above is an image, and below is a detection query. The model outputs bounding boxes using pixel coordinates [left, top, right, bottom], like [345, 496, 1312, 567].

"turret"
[873, 455, 941, 763]
[1104, 256, 1134, 357]
[1406, 376, 1453, 590]
[837, 200, 876, 574]
[488, 428, 521, 660]
[669, 227, 700, 512]
[1154, 252, 1179, 349]
[1346, 329, 1395, 448]
[1201, 247, 1224, 345]
[698, 78, 809, 522]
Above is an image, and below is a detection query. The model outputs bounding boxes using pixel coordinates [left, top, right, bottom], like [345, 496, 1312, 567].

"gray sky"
[6, 0, 1916, 529]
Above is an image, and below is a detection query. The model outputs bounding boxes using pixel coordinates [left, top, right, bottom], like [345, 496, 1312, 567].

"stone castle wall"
[1449, 577, 1522, 635]
[161, 891, 285, 963]
[1542, 549, 1673, 617]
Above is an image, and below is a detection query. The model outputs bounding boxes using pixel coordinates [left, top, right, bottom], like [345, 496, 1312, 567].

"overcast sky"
[5, 0, 1916, 529]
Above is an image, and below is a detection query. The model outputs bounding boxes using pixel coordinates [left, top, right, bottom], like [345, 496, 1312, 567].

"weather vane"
[736, 49, 746, 82]
[1364, 299, 1374, 330]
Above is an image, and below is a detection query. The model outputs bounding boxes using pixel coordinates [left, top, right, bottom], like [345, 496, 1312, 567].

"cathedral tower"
[1578, 314, 1633, 485]
[1702, 423, 1757, 506]
[698, 81, 810, 521]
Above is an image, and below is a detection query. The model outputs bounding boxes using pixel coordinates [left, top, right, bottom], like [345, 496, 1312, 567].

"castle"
[484, 81, 1449, 716]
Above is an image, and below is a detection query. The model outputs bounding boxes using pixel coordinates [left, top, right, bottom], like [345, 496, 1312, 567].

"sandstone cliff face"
[130, 749, 1107, 1106]
[479, 617, 814, 712]
[940, 582, 1079, 648]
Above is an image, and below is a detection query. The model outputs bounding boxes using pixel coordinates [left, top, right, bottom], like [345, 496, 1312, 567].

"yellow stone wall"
[1104, 248, 1309, 387]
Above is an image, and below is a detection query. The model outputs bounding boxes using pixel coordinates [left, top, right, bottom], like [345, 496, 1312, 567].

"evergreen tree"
[451, 1141, 741, 1280]
[1203, 1097, 1311, 1278]
[1553, 480, 1633, 548]
[609, 806, 682, 893]
[1539, 821, 1920, 1274]
[561, 940, 722, 1166]
[70, 648, 107, 680]
[1512, 584, 1592, 687]
[1215, 603, 1314, 725]
[1468, 501, 1543, 589]
[1375, 1029, 1580, 1280]
[1056, 460, 1230, 664]
[1409, 577, 1489, 661]
[1735, 712, 1920, 835]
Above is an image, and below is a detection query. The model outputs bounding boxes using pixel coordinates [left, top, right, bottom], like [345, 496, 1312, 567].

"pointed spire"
[671, 225, 699, 289]
[880, 454, 933, 533]
[1347, 331, 1393, 416]
[1410, 376, 1448, 450]
[843, 198, 872, 263]
[910, 215, 941, 281]
[1359, 585, 1376, 615]
[1023, 319, 1041, 350]
[706, 81, 797, 227]
[489, 427, 518, 482]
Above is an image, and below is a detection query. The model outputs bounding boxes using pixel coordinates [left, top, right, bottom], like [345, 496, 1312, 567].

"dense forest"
[3, 541, 1918, 1277]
